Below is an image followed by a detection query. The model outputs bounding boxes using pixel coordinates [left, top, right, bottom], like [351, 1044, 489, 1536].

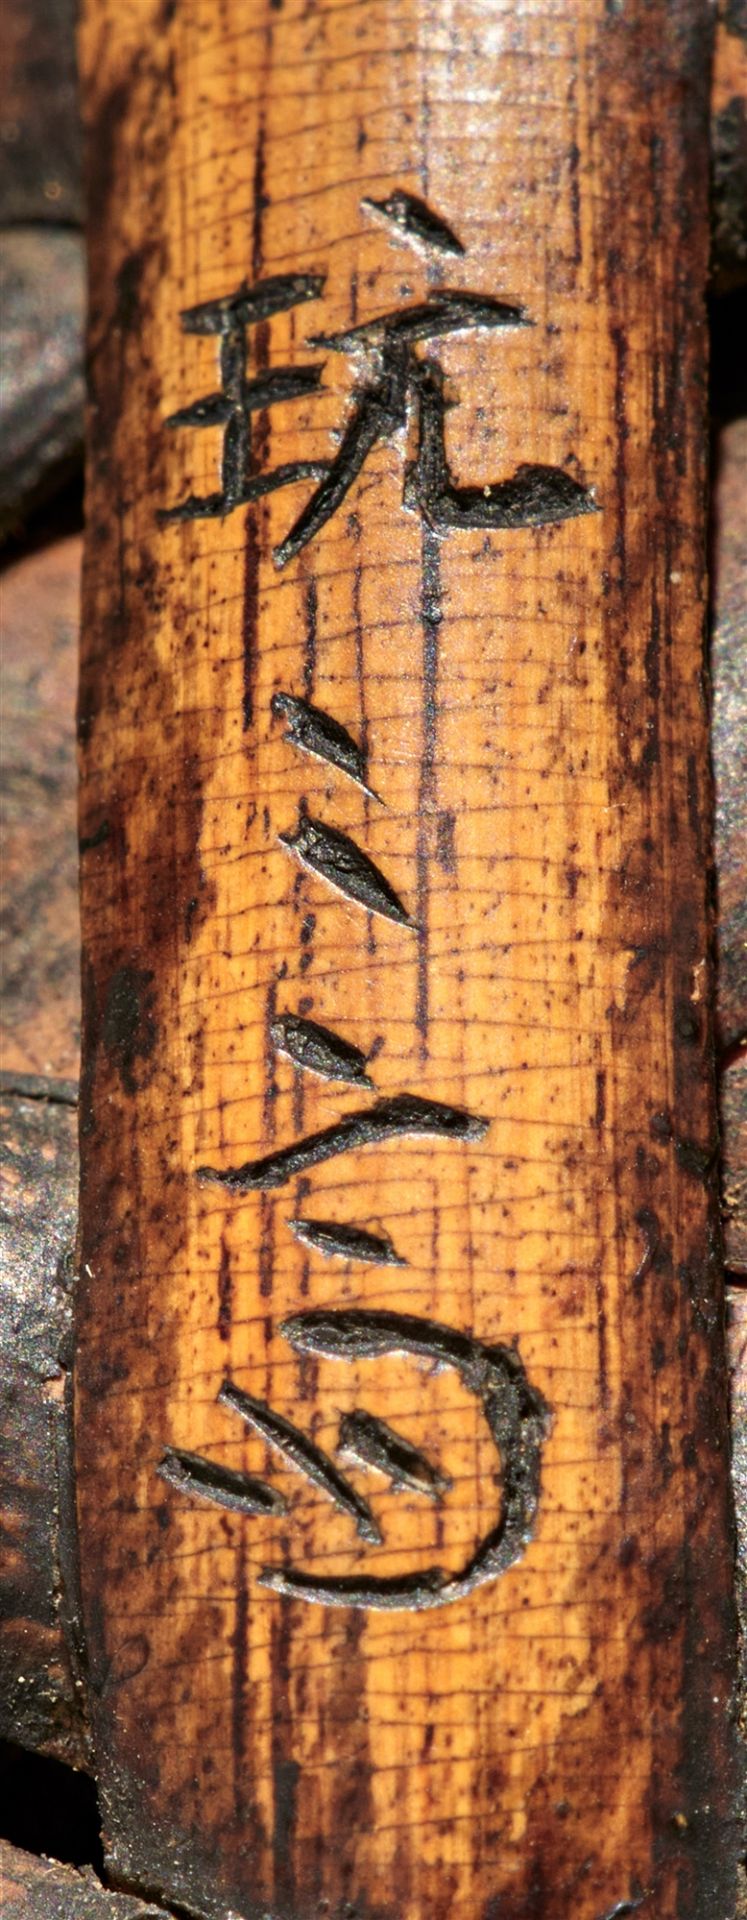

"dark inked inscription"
[271, 1012, 373, 1087]
[339, 1409, 451, 1497]
[158, 1447, 286, 1516]
[219, 1380, 381, 1544]
[217, 1233, 233, 1341]
[271, 690, 375, 795]
[361, 189, 465, 257]
[196, 1092, 488, 1191]
[258, 1311, 549, 1610]
[279, 812, 413, 926]
[288, 1217, 405, 1267]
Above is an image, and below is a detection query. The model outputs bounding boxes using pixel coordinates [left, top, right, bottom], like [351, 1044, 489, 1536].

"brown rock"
[0, 230, 84, 539]
[712, 415, 747, 1050]
[723, 1060, 747, 1270]
[0, 1840, 166, 1917]
[0, 1088, 86, 1769]
[0, 0, 81, 225]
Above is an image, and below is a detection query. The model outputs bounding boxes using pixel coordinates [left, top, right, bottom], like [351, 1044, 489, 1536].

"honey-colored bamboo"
[75, 2, 739, 1914]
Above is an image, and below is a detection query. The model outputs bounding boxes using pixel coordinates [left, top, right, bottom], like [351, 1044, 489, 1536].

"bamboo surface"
[75, 2, 739, 1916]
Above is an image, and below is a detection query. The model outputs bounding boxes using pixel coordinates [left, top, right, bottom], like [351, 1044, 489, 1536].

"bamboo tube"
[76, 2, 739, 1915]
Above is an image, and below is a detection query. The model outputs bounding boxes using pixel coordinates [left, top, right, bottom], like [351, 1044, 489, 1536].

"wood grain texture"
[76, 2, 739, 1915]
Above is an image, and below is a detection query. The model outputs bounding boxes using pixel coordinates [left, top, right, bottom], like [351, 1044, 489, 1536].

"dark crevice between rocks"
[0, 1739, 103, 1870]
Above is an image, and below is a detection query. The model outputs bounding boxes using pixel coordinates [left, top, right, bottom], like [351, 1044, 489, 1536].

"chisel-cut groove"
[196, 1093, 489, 1191]
[309, 288, 530, 352]
[165, 363, 323, 432]
[158, 459, 329, 526]
[179, 270, 326, 333]
[288, 1217, 405, 1266]
[158, 1447, 286, 1516]
[271, 690, 377, 796]
[361, 189, 465, 257]
[271, 1011, 373, 1087]
[339, 1409, 451, 1496]
[262, 1310, 549, 1610]
[279, 812, 414, 925]
[219, 1380, 381, 1544]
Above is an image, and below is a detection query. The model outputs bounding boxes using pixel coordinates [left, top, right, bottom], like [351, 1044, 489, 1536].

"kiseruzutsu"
[156, 202, 581, 1604]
